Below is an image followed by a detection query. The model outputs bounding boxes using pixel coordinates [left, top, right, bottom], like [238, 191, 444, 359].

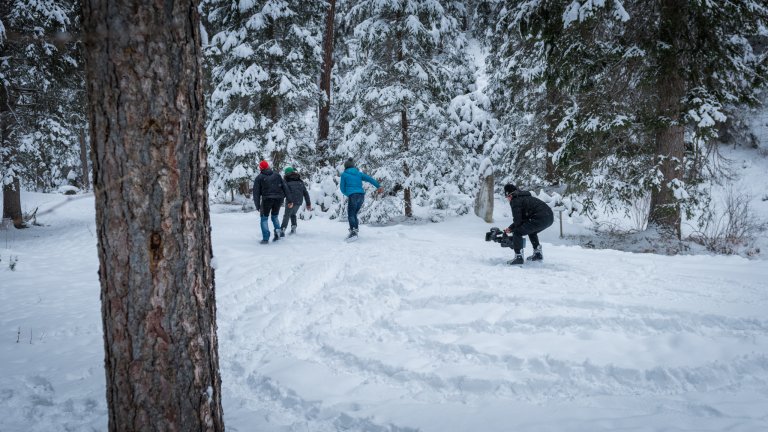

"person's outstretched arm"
[360, 172, 381, 189]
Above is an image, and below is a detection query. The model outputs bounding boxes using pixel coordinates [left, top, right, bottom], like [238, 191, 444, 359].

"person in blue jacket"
[339, 158, 383, 240]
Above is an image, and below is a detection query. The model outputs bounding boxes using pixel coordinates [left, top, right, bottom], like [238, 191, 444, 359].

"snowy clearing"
[1, 192, 768, 431]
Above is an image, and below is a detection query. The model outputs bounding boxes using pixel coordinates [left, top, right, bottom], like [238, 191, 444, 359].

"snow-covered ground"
[2, 186, 768, 432]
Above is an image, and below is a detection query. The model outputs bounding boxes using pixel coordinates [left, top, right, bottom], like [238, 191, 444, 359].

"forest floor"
[1, 177, 767, 431]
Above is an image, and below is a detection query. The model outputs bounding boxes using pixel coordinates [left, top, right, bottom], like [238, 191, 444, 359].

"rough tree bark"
[317, 0, 336, 164]
[649, 0, 686, 239]
[81, 1, 225, 430]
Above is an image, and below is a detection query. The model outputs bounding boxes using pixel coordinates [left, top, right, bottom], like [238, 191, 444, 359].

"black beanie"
[504, 184, 517, 195]
[344, 158, 354, 169]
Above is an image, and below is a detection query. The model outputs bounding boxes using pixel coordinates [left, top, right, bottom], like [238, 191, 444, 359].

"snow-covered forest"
[2, 0, 768, 431]
[2, 0, 766, 247]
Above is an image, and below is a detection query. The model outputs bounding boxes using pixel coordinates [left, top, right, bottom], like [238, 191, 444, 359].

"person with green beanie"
[280, 166, 312, 236]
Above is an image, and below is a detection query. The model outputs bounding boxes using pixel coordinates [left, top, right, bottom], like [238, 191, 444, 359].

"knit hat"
[344, 158, 354, 169]
[258, 160, 269, 170]
[284, 166, 295, 175]
[503, 184, 517, 196]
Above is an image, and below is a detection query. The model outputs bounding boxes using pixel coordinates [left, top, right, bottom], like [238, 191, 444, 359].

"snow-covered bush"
[689, 185, 766, 255]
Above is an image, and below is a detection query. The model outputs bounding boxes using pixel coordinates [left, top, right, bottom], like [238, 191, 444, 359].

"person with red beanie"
[252, 160, 293, 244]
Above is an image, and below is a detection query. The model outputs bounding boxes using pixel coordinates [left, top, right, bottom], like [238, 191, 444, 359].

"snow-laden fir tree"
[1, 0, 82, 227]
[486, 0, 632, 195]
[442, 36, 496, 221]
[336, 0, 478, 221]
[485, 0, 768, 238]
[640, 0, 768, 238]
[202, 0, 325, 201]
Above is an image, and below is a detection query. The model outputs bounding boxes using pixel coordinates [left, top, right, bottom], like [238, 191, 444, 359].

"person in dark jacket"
[503, 183, 554, 265]
[340, 158, 383, 240]
[279, 166, 312, 236]
[253, 160, 293, 244]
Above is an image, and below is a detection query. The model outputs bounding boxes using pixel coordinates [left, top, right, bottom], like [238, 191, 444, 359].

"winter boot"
[280, 229, 286, 238]
[346, 228, 359, 241]
[290, 225, 297, 235]
[273, 229, 281, 241]
[507, 253, 524, 265]
[527, 245, 543, 261]
[259, 239, 269, 245]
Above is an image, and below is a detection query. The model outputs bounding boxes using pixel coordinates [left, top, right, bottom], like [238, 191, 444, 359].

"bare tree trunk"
[401, 109, 413, 217]
[2, 178, 23, 228]
[81, 1, 224, 431]
[649, 0, 686, 239]
[317, 0, 336, 164]
[78, 127, 90, 190]
[545, 84, 561, 185]
[474, 171, 494, 223]
[269, 95, 285, 170]
[1, 85, 24, 228]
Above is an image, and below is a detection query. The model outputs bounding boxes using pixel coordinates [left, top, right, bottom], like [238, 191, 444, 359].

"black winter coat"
[253, 169, 292, 209]
[283, 172, 311, 207]
[507, 191, 553, 230]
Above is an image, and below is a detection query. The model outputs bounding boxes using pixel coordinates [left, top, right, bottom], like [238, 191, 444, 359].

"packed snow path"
[1, 194, 767, 431]
[212, 212, 768, 432]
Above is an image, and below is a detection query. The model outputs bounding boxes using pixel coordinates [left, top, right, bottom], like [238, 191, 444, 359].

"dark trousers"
[512, 212, 554, 253]
[281, 203, 300, 230]
[259, 197, 282, 240]
[347, 193, 365, 230]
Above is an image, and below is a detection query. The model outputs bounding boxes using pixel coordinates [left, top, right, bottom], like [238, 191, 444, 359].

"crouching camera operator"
[501, 183, 554, 265]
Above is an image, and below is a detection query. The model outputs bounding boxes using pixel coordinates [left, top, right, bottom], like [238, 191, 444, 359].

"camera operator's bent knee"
[511, 232, 526, 251]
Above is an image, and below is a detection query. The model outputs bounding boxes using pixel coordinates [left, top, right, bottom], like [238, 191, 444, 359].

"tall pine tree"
[644, 0, 768, 237]
[337, 0, 474, 220]
[1, 0, 81, 226]
[203, 0, 324, 200]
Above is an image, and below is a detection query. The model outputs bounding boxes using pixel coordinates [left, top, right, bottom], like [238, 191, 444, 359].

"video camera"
[484, 227, 514, 248]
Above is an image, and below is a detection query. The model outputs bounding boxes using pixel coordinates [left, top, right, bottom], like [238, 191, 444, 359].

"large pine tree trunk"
[81, 1, 225, 431]
[317, 0, 336, 163]
[649, 0, 686, 239]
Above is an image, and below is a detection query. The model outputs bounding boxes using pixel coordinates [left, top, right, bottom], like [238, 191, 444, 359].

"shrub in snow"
[430, 183, 471, 218]
[689, 186, 766, 255]
[58, 185, 79, 195]
[358, 195, 402, 225]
